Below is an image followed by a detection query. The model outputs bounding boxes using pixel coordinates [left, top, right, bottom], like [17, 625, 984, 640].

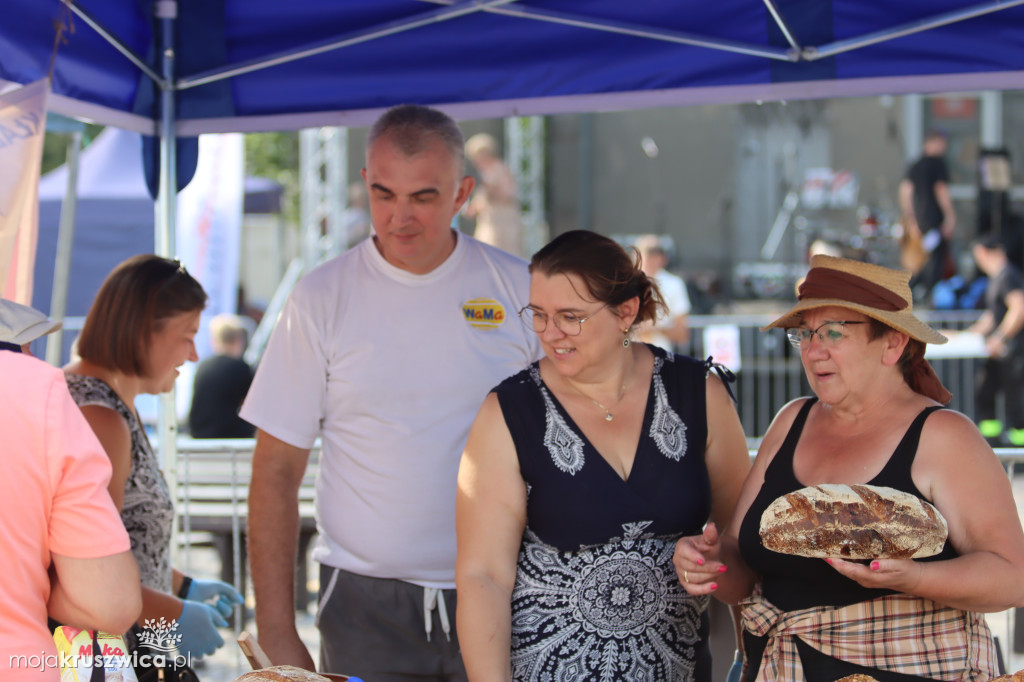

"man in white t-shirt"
[634, 234, 692, 353]
[241, 105, 541, 680]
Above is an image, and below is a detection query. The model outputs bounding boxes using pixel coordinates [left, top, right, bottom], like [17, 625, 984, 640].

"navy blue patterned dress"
[494, 347, 716, 682]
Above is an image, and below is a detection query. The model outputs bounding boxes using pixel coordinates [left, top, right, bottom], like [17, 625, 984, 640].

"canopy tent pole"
[59, 0, 162, 84]
[178, 0, 518, 91]
[153, 0, 182, 565]
[806, 0, 1024, 60]
[761, 0, 803, 53]
[45, 128, 82, 366]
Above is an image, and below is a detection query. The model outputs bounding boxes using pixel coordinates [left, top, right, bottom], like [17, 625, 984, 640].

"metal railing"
[683, 310, 985, 439]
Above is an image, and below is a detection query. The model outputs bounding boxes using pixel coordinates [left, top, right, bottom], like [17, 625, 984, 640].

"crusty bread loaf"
[834, 676, 880, 682]
[990, 671, 1024, 681]
[760, 484, 948, 560]
[234, 666, 331, 681]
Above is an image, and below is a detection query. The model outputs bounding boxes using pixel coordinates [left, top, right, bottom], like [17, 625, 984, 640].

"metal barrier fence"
[683, 310, 986, 441]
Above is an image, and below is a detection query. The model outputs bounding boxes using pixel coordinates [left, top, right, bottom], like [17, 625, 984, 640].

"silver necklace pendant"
[604, 412, 614, 422]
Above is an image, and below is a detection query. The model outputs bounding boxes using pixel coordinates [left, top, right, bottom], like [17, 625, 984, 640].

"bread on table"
[990, 671, 1024, 681]
[760, 484, 948, 560]
[234, 666, 331, 681]
[833, 675, 879, 682]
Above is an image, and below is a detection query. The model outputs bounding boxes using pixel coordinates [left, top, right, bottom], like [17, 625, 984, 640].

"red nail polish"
[696, 558, 705, 566]
[709, 583, 718, 591]
[825, 558, 833, 565]
[871, 561, 879, 571]
[718, 565, 728, 573]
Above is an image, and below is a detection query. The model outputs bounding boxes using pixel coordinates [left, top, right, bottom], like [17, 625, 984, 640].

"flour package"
[52, 627, 138, 682]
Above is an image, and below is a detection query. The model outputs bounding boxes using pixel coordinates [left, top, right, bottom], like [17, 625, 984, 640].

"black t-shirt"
[986, 264, 1024, 353]
[905, 155, 950, 230]
[188, 354, 255, 438]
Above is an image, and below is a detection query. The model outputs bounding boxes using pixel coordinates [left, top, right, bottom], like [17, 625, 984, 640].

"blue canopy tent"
[2, 0, 1024, 137]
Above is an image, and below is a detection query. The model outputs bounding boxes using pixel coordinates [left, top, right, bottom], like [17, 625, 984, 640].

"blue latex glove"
[184, 578, 244, 618]
[177, 601, 227, 659]
[726, 650, 744, 682]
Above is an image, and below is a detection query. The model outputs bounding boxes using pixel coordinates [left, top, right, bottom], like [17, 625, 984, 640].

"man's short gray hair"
[367, 104, 466, 174]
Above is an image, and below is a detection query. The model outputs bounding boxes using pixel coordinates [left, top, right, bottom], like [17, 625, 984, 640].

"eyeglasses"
[785, 321, 866, 349]
[518, 304, 607, 336]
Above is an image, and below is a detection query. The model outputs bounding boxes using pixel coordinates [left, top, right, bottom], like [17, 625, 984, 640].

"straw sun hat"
[762, 255, 948, 345]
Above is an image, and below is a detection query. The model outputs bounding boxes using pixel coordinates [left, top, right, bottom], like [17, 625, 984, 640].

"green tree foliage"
[245, 131, 300, 224]
[41, 123, 103, 175]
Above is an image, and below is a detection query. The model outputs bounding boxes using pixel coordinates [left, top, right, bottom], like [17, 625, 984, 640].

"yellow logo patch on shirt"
[462, 298, 506, 330]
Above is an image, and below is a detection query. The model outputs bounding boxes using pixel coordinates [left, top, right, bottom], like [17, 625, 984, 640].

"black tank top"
[738, 398, 958, 613]
[738, 399, 959, 681]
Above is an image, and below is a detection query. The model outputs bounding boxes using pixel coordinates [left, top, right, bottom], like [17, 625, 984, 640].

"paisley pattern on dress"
[65, 374, 175, 593]
[511, 522, 710, 681]
[532, 365, 585, 476]
[650, 356, 688, 462]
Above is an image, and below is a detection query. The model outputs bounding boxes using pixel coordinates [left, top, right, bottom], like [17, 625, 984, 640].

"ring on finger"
[684, 570, 689, 583]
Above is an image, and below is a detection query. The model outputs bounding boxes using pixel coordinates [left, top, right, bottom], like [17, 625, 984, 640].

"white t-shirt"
[649, 269, 692, 352]
[241, 232, 541, 588]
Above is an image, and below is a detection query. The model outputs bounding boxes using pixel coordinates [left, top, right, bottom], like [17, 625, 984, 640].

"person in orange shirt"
[0, 300, 141, 680]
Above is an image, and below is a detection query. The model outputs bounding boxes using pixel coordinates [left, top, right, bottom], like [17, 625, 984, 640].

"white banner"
[0, 79, 48, 303]
[176, 133, 244, 361]
[703, 324, 742, 373]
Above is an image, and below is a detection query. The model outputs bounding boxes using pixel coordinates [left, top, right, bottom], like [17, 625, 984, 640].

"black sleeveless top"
[494, 348, 717, 681]
[738, 398, 958, 680]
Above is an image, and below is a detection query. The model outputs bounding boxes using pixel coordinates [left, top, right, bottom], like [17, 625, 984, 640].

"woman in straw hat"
[674, 255, 1024, 681]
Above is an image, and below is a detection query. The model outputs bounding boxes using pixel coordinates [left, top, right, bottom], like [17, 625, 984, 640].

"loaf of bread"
[990, 671, 1024, 681]
[834, 676, 880, 682]
[234, 666, 331, 682]
[760, 484, 948, 560]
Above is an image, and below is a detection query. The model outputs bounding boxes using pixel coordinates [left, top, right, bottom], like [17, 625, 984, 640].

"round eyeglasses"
[785, 320, 866, 349]
[518, 304, 607, 336]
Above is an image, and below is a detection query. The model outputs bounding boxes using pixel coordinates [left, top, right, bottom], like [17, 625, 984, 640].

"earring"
[622, 329, 631, 348]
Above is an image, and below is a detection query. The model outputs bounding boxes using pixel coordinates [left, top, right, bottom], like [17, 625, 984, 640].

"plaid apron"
[741, 584, 999, 681]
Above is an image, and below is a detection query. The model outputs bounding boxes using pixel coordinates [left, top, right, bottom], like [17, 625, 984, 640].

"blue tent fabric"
[2, 0, 1023, 134]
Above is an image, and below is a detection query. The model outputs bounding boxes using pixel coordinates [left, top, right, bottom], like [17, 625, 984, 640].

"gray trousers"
[317, 565, 468, 682]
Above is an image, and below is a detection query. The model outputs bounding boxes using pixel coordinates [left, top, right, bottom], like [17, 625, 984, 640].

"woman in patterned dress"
[456, 230, 751, 681]
[63, 254, 242, 668]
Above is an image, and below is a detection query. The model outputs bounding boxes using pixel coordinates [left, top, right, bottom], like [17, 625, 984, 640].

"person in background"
[456, 230, 751, 681]
[676, 255, 1024, 681]
[63, 255, 243, 673]
[464, 132, 525, 258]
[899, 130, 957, 301]
[189, 313, 255, 438]
[0, 348, 142, 681]
[967, 234, 1024, 446]
[241, 105, 540, 680]
[634, 234, 692, 353]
